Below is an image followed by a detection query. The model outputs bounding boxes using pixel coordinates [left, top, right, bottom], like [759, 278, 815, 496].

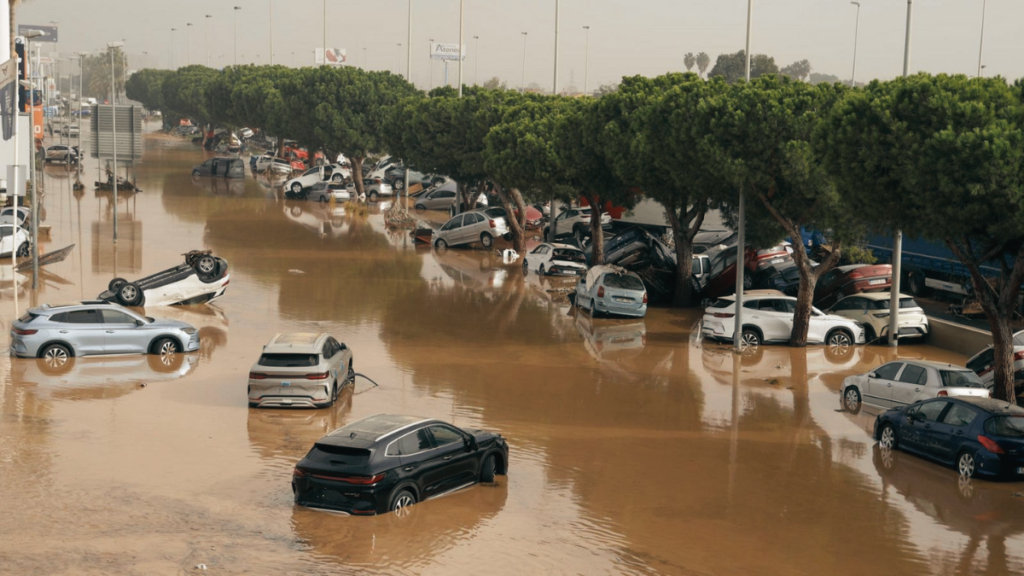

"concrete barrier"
[926, 316, 992, 357]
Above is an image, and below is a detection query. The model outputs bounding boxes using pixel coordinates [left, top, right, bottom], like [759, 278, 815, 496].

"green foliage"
[809, 72, 841, 85]
[160, 65, 221, 126]
[708, 50, 779, 84]
[696, 52, 711, 78]
[481, 77, 507, 90]
[483, 94, 572, 200]
[83, 48, 126, 100]
[125, 68, 172, 111]
[684, 53, 696, 72]
[781, 59, 812, 81]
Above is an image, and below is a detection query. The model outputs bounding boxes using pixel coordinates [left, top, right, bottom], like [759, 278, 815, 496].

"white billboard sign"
[430, 43, 466, 61]
[315, 48, 347, 66]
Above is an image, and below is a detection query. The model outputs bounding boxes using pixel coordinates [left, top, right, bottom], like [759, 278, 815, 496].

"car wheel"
[196, 255, 218, 276]
[908, 271, 928, 297]
[414, 204, 426, 213]
[700, 297, 714, 309]
[291, 182, 302, 194]
[16, 242, 29, 258]
[878, 423, 898, 449]
[435, 238, 448, 250]
[153, 337, 179, 356]
[108, 277, 128, 292]
[393, 179, 404, 191]
[332, 174, 343, 182]
[40, 343, 71, 365]
[369, 191, 379, 201]
[743, 274, 754, 290]
[480, 455, 497, 483]
[389, 489, 416, 514]
[192, 169, 200, 178]
[827, 329, 853, 350]
[844, 387, 862, 414]
[957, 451, 977, 478]
[864, 324, 877, 343]
[740, 328, 761, 350]
[318, 195, 328, 205]
[573, 227, 585, 243]
[117, 282, 143, 306]
[480, 233, 493, 248]
[522, 259, 529, 274]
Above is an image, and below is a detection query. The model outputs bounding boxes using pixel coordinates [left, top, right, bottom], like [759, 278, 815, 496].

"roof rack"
[80, 299, 109, 305]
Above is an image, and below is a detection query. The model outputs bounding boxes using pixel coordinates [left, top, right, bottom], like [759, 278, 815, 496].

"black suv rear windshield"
[258, 353, 318, 367]
[985, 416, 1024, 438]
[603, 274, 644, 290]
[307, 444, 372, 465]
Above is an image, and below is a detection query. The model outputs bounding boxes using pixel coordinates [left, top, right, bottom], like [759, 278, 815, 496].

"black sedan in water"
[874, 397, 1024, 479]
[292, 414, 509, 515]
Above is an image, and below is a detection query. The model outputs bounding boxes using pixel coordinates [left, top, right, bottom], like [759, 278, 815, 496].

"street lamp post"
[553, 0, 559, 96]
[977, 0, 987, 77]
[187, 23, 192, 66]
[170, 28, 176, 69]
[733, 0, 753, 352]
[404, 0, 412, 212]
[473, 35, 480, 85]
[850, 2, 861, 87]
[205, 15, 212, 67]
[108, 41, 125, 243]
[582, 25, 590, 96]
[269, 0, 274, 65]
[889, 0, 914, 349]
[323, 0, 327, 64]
[21, 29, 44, 288]
[362, 47, 367, 69]
[396, 43, 402, 75]
[429, 39, 435, 90]
[520, 32, 528, 93]
[458, 0, 464, 97]
[234, 6, 242, 66]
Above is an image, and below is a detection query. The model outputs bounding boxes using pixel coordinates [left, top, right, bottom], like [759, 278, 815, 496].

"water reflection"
[282, 201, 350, 238]
[150, 304, 230, 359]
[190, 174, 246, 197]
[575, 314, 647, 362]
[91, 219, 143, 275]
[246, 387, 353, 465]
[10, 353, 199, 402]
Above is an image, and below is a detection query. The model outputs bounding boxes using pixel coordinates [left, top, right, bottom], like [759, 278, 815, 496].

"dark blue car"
[874, 397, 1024, 479]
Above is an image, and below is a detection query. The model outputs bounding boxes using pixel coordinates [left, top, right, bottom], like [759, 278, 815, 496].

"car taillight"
[849, 273, 863, 279]
[306, 371, 330, 380]
[249, 372, 267, 380]
[343, 473, 386, 485]
[1014, 351, 1024, 361]
[598, 286, 605, 297]
[977, 435, 1005, 454]
[373, 178, 381, 183]
[12, 328, 37, 335]
[642, 293, 648, 304]
[489, 219, 496, 229]
[937, 390, 948, 397]
[293, 467, 306, 477]
[712, 312, 734, 318]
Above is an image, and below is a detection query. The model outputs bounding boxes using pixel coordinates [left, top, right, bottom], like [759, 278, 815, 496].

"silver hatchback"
[247, 332, 354, 409]
[434, 210, 510, 250]
[10, 301, 200, 361]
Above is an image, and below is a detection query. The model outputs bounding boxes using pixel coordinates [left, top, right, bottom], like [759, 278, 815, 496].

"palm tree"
[683, 52, 696, 73]
[696, 52, 710, 79]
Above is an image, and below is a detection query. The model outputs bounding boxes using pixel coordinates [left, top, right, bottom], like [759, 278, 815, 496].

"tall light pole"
[849, 2, 860, 87]
[582, 25, 590, 95]
[733, 0, 753, 352]
[186, 23, 193, 66]
[396, 43, 402, 75]
[520, 32, 528, 92]
[473, 35, 480, 85]
[552, 0, 559, 96]
[21, 29, 44, 288]
[234, 6, 242, 66]
[404, 0, 412, 212]
[362, 47, 367, 68]
[458, 0, 465, 96]
[170, 28, 176, 69]
[429, 38, 435, 90]
[268, 0, 274, 65]
[205, 15, 212, 67]
[323, 0, 328, 63]
[108, 41, 125, 243]
[977, 0, 987, 77]
[889, 0, 913, 349]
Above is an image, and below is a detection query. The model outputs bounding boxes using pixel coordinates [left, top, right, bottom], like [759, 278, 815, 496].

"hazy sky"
[19, 0, 1023, 90]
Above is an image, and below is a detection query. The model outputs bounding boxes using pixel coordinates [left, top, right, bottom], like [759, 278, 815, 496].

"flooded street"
[2, 130, 1023, 575]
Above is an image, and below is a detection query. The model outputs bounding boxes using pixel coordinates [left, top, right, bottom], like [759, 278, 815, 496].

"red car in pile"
[813, 263, 892, 309]
[698, 244, 792, 303]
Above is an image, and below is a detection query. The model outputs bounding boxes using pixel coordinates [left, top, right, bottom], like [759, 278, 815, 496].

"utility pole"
[889, 0, 913, 349]
[553, 0, 559, 96]
[733, 0, 753, 352]
[323, 0, 327, 64]
[269, 0, 274, 65]
[234, 6, 242, 66]
[520, 32, 528, 93]
[458, 0, 464, 96]
[429, 39, 434, 90]
[170, 28, 176, 69]
[206, 15, 212, 67]
[977, 0, 987, 77]
[582, 25, 590, 95]
[187, 23, 192, 66]
[850, 2, 861, 87]
[108, 41, 124, 242]
[473, 35, 479, 85]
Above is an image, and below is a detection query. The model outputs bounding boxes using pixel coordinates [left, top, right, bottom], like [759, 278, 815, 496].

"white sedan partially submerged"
[97, 251, 230, 307]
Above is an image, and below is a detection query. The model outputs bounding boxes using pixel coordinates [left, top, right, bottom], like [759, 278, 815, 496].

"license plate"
[869, 279, 885, 285]
[281, 381, 291, 387]
[614, 297, 632, 303]
[771, 258, 784, 264]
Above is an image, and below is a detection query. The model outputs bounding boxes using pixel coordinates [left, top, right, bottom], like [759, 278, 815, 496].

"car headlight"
[181, 327, 197, 335]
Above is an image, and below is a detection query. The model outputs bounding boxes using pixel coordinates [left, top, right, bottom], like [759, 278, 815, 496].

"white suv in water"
[701, 293, 865, 348]
[247, 332, 354, 409]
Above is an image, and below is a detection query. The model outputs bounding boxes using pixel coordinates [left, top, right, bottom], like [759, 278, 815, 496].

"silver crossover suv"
[10, 301, 200, 362]
[247, 332, 354, 409]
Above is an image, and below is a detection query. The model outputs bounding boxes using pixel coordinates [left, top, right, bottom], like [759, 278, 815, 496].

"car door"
[751, 299, 789, 342]
[439, 214, 464, 244]
[937, 402, 980, 462]
[901, 400, 951, 457]
[324, 337, 345, 382]
[554, 210, 571, 236]
[392, 426, 437, 487]
[100, 309, 146, 354]
[460, 213, 483, 244]
[61, 309, 107, 355]
[422, 424, 477, 494]
[815, 270, 839, 306]
[966, 347, 996, 387]
[527, 245, 546, 272]
[864, 362, 904, 408]
[891, 363, 929, 407]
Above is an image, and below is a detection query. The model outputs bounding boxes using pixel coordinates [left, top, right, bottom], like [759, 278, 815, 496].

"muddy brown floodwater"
[2, 128, 1024, 575]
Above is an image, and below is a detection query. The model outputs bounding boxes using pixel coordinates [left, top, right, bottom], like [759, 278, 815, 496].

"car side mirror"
[868, 372, 877, 378]
[135, 320, 145, 327]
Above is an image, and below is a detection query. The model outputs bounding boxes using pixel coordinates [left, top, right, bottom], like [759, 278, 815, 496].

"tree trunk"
[458, 182, 480, 212]
[662, 201, 706, 308]
[493, 182, 526, 254]
[789, 265, 816, 347]
[351, 156, 365, 198]
[586, 194, 604, 265]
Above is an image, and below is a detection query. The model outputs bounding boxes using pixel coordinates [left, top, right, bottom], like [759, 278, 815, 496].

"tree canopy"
[708, 50, 779, 83]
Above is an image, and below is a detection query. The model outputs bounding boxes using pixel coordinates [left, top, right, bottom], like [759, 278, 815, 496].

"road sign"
[18, 25, 58, 43]
[430, 43, 466, 61]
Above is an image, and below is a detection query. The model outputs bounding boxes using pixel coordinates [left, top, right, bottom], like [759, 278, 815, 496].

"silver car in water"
[247, 332, 354, 409]
[9, 301, 200, 361]
[434, 209, 510, 250]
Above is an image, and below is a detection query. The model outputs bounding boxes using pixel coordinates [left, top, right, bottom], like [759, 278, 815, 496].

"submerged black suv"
[292, 414, 509, 515]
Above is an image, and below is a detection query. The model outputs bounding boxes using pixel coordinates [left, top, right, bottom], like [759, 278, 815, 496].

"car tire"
[152, 337, 179, 356]
[522, 259, 529, 274]
[332, 174, 343, 182]
[393, 179, 404, 191]
[369, 191, 379, 202]
[826, 329, 854, 349]
[743, 274, 754, 291]
[843, 387, 862, 414]
[480, 455, 497, 483]
[864, 324, 877, 343]
[39, 343, 72, 366]
[195, 255, 218, 277]
[957, 451, 977, 478]
[389, 489, 416, 514]
[117, 282, 143, 306]
[700, 297, 714, 309]
[435, 238, 448, 250]
[878, 423, 898, 449]
[16, 242, 29, 258]
[415, 204, 426, 213]
[192, 169, 200, 178]
[108, 277, 128, 292]
[318, 195, 328, 205]
[908, 271, 928, 297]
[291, 182, 302, 195]
[740, 328, 761, 349]
[480, 233, 493, 248]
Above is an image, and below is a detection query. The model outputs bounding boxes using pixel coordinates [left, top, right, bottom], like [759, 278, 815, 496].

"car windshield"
[553, 248, 585, 263]
[603, 273, 644, 290]
[710, 299, 733, 309]
[985, 416, 1024, 438]
[939, 370, 985, 388]
[1013, 332, 1024, 347]
[691, 259, 702, 274]
[868, 297, 920, 310]
[258, 353, 318, 367]
[0, 226, 15, 238]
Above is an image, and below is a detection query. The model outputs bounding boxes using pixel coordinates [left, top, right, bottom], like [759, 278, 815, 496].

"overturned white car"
[98, 251, 230, 307]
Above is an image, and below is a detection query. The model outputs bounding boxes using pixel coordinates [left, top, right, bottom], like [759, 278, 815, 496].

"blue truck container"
[865, 233, 1001, 298]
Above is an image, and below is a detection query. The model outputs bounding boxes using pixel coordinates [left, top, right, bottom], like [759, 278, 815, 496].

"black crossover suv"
[292, 414, 509, 515]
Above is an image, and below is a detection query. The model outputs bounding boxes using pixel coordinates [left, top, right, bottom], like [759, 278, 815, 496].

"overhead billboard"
[315, 48, 347, 66]
[430, 43, 466, 61]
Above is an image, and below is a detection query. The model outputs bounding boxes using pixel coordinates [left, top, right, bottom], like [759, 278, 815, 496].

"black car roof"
[956, 397, 1024, 415]
[317, 414, 430, 449]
